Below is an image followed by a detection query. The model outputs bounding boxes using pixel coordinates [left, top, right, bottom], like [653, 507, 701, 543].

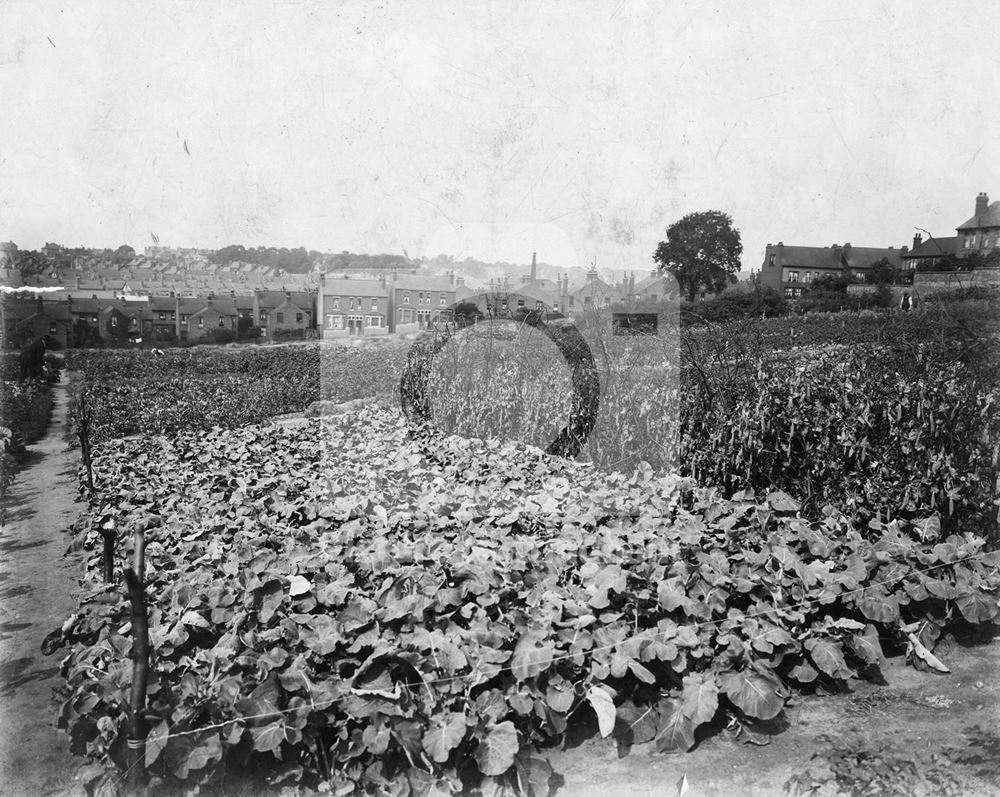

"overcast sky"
[2, 1, 998, 275]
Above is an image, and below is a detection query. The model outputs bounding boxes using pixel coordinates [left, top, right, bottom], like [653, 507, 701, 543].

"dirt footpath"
[0, 376, 85, 797]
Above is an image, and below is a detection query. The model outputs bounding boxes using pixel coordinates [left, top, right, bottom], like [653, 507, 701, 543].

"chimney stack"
[976, 192, 989, 217]
[913, 233, 922, 250]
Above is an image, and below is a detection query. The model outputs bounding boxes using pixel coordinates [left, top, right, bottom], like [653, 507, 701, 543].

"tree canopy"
[653, 211, 743, 302]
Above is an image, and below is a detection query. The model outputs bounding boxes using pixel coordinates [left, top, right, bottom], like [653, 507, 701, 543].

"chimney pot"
[913, 232, 923, 250]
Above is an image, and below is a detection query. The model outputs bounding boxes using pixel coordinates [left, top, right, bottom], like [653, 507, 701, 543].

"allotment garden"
[32, 296, 1000, 795]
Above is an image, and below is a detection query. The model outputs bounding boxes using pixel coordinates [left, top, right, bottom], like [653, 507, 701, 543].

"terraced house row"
[0, 288, 316, 348]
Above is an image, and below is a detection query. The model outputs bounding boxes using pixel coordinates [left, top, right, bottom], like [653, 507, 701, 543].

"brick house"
[254, 289, 316, 340]
[184, 297, 238, 344]
[390, 274, 456, 334]
[758, 242, 906, 298]
[318, 276, 389, 338]
[6, 297, 71, 348]
[148, 296, 179, 343]
[956, 192, 1000, 259]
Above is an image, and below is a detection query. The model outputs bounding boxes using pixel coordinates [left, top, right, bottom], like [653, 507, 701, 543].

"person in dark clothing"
[18, 337, 47, 380]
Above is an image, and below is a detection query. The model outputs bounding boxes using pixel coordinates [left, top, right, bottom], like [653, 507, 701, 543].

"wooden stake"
[100, 528, 115, 584]
[123, 563, 149, 794]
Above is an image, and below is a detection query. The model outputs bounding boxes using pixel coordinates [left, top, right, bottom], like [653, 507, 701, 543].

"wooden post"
[100, 527, 115, 584]
[76, 390, 95, 495]
[123, 528, 148, 794]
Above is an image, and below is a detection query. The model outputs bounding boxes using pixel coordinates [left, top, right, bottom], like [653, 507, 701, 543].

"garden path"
[0, 375, 85, 797]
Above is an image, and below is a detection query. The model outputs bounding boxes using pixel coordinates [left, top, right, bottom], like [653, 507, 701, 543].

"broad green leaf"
[614, 700, 660, 745]
[655, 699, 696, 753]
[681, 673, 719, 727]
[511, 634, 554, 681]
[955, 590, 999, 623]
[163, 730, 222, 779]
[587, 685, 616, 738]
[848, 625, 884, 667]
[545, 675, 575, 713]
[857, 589, 900, 623]
[250, 720, 286, 754]
[805, 638, 852, 680]
[721, 671, 785, 720]
[422, 712, 467, 763]
[514, 753, 553, 797]
[475, 721, 519, 776]
[144, 718, 170, 768]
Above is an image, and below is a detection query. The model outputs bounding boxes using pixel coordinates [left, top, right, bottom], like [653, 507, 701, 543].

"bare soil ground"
[0, 376, 86, 797]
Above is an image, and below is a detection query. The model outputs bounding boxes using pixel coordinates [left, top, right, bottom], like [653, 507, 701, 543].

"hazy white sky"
[2, 1, 998, 273]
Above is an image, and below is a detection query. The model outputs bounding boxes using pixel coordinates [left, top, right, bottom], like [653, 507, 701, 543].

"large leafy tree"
[654, 211, 743, 303]
[15, 250, 49, 280]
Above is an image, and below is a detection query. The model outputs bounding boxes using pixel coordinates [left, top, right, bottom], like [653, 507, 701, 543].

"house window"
[439, 293, 446, 306]
[403, 292, 410, 304]
[296, 312, 303, 323]
[332, 297, 340, 309]
[111, 316, 118, 327]
[348, 298, 354, 310]
[768, 254, 776, 266]
[371, 299, 378, 311]
[197, 317, 204, 328]
[158, 312, 166, 320]
[49, 322, 57, 334]
[964, 233, 976, 248]
[277, 312, 284, 323]
[536, 301, 544, 310]
[219, 317, 225, 327]
[517, 298, 526, 308]
[788, 271, 799, 283]
[326, 314, 343, 329]
[181, 314, 188, 324]
[130, 317, 138, 328]
[784, 287, 795, 298]
[367, 315, 382, 328]
[260, 312, 267, 322]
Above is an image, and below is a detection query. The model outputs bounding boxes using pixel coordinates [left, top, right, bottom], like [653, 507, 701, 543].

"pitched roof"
[148, 296, 178, 311]
[21, 303, 72, 322]
[320, 279, 388, 297]
[633, 274, 673, 294]
[256, 289, 316, 308]
[67, 297, 104, 313]
[765, 245, 843, 270]
[902, 236, 958, 259]
[956, 201, 1000, 231]
[763, 243, 904, 270]
[391, 275, 455, 292]
[570, 276, 621, 298]
[842, 246, 905, 269]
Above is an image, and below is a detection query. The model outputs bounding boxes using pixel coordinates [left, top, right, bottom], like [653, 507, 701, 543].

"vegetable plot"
[50, 410, 1000, 795]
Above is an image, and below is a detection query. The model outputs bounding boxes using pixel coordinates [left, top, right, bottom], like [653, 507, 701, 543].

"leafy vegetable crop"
[50, 409, 1000, 795]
